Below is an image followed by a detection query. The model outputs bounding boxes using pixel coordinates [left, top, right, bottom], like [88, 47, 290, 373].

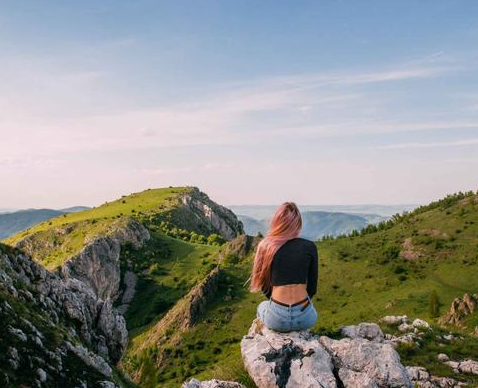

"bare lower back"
[271, 283, 308, 304]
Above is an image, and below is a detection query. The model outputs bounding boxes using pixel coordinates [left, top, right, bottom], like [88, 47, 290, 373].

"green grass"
[121, 191, 478, 387]
[121, 231, 220, 331]
[3, 187, 191, 269]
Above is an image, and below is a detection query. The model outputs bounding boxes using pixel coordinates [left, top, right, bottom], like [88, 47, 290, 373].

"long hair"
[250, 202, 302, 293]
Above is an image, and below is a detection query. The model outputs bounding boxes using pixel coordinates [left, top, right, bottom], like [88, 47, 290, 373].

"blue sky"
[1, 1, 478, 208]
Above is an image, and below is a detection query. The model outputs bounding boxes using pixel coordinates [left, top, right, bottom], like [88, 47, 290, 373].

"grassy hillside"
[3, 187, 191, 269]
[125, 190, 478, 387]
[120, 231, 220, 331]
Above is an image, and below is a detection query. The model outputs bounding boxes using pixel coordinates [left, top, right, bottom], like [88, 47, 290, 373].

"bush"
[429, 290, 440, 317]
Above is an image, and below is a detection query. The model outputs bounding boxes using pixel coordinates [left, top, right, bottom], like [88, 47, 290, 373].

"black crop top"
[262, 237, 319, 299]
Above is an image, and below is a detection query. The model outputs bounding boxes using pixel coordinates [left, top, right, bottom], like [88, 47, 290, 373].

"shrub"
[429, 290, 440, 317]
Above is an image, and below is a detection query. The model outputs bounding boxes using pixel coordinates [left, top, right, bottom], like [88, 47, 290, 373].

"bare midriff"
[271, 283, 308, 305]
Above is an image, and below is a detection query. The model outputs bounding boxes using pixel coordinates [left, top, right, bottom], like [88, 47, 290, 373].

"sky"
[1, 0, 478, 208]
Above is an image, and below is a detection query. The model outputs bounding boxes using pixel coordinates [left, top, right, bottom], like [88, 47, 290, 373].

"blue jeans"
[257, 297, 318, 332]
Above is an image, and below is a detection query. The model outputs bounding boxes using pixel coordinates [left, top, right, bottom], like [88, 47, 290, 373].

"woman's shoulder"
[291, 237, 317, 250]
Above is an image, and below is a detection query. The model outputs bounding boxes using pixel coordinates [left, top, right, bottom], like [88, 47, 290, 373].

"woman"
[251, 202, 318, 332]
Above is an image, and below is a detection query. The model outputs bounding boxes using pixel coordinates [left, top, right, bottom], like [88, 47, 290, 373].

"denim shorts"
[257, 297, 318, 332]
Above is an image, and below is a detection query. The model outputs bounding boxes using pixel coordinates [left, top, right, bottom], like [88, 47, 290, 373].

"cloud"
[376, 138, 478, 150]
[0, 53, 472, 162]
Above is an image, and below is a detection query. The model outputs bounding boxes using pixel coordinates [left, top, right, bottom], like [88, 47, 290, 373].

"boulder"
[241, 319, 412, 388]
[412, 319, 430, 329]
[241, 319, 336, 388]
[380, 315, 409, 325]
[182, 379, 246, 388]
[340, 322, 384, 342]
[406, 365, 466, 387]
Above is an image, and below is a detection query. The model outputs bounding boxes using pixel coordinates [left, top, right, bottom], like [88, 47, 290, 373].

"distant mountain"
[59, 206, 91, 213]
[237, 210, 388, 240]
[0, 208, 17, 214]
[0, 206, 91, 239]
[229, 204, 419, 219]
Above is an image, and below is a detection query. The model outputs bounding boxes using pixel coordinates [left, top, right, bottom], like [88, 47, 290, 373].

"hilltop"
[5, 187, 242, 270]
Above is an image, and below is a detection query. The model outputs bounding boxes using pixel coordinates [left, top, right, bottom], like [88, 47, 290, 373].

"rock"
[241, 319, 336, 388]
[437, 353, 449, 362]
[182, 379, 246, 388]
[241, 319, 412, 388]
[380, 315, 408, 325]
[407, 366, 466, 387]
[98, 382, 120, 388]
[319, 336, 412, 387]
[412, 319, 430, 329]
[179, 187, 244, 240]
[7, 326, 28, 342]
[37, 368, 47, 382]
[66, 342, 112, 377]
[2, 245, 129, 361]
[406, 366, 430, 381]
[218, 234, 261, 263]
[116, 269, 137, 314]
[59, 218, 150, 300]
[398, 323, 414, 332]
[340, 322, 384, 342]
[457, 359, 478, 374]
[444, 359, 478, 375]
[439, 293, 478, 327]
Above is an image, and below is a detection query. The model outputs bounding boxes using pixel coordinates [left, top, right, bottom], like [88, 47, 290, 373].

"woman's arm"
[307, 244, 319, 297]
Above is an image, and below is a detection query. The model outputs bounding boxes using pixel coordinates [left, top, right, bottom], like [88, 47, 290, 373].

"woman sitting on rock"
[251, 202, 318, 332]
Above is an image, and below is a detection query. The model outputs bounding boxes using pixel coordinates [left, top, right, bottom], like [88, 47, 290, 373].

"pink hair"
[250, 202, 302, 293]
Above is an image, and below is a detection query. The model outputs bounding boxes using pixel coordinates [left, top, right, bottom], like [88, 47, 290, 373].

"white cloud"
[376, 138, 478, 150]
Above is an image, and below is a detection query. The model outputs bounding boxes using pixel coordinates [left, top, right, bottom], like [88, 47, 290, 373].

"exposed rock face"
[60, 219, 150, 301]
[138, 265, 223, 355]
[116, 269, 137, 314]
[179, 187, 244, 240]
[241, 319, 412, 388]
[0, 245, 120, 387]
[0, 247, 127, 362]
[182, 379, 246, 388]
[180, 266, 222, 329]
[219, 234, 261, 262]
[439, 293, 478, 327]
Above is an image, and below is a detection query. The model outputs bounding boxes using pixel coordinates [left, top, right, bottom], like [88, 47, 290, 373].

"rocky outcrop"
[218, 234, 261, 262]
[407, 366, 466, 387]
[0, 245, 121, 387]
[179, 187, 244, 240]
[139, 266, 222, 352]
[116, 269, 137, 314]
[241, 319, 412, 388]
[60, 219, 150, 301]
[439, 293, 478, 327]
[182, 379, 246, 388]
[0, 246, 127, 362]
[443, 359, 478, 375]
